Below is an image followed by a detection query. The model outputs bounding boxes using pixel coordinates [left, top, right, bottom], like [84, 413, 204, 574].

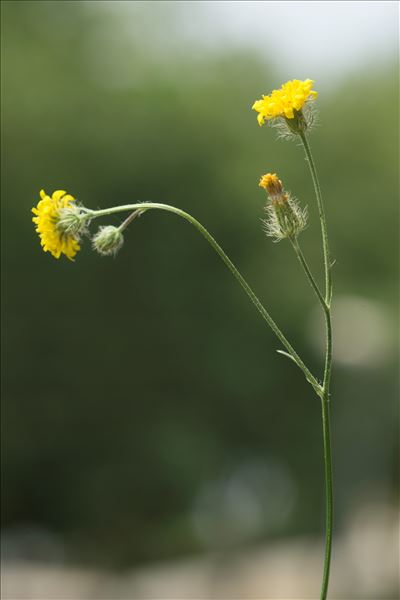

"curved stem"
[89, 202, 322, 395]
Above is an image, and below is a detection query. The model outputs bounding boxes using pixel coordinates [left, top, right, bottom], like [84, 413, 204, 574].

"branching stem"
[89, 202, 322, 396]
[90, 140, 334, 599]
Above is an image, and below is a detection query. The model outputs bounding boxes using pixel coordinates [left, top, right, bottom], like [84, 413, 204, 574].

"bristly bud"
[92, 225, 124, 256]
[259, 172, 307, 241]
[56, 205, 89, 238]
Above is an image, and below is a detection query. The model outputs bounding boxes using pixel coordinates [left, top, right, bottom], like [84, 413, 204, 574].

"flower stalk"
[297, 134, 333, 600]
[290, 231, 333, 600]
[299, 132, 333, 306]
[320, 395, 333, 600]
[289, 237, 327, 312]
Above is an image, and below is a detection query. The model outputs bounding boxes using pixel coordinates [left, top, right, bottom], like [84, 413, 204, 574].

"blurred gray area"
[1, 503, 399, 599]
[1, 1, 399, 599]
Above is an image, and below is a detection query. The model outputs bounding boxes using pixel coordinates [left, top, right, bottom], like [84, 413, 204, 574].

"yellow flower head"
[252, 79, 318, 126]
[259, 173, 284, 197]
[32, 189, 81, 260]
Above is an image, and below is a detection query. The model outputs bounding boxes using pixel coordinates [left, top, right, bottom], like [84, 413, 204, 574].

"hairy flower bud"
[57, 205, 88, 238]
[92, 226, 124, 256]
[259, 173, 307, 241]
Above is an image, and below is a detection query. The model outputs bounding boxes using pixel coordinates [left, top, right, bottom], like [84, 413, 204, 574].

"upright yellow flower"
[252, 79, 317, 126]
[32, 189, 81, 260]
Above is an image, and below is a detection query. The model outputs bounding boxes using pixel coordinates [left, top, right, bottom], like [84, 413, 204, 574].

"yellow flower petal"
[252, 79, 317, 125]
[52, 190, 67, 201]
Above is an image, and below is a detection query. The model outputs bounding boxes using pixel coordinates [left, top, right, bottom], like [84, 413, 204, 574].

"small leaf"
[276, 349, 297, 364]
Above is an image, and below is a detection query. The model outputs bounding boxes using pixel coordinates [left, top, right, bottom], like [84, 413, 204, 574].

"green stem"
[320, 393, 333, 600]
[290, 239, 333, 600]
[290, 237, 327, 313]
[299, 133, 334, 599]
[299, 132, 333, 393]
[118, 209, 144, 232]
[299, 132, 332, 306]
[323, 308, 333, 398]
[290, 234, 332, 386]
[320, 304, 333, 600]
[89, 202, 322, 396]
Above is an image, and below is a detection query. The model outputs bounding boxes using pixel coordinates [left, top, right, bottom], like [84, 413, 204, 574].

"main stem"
[299, 132, 333, 600]
[320, 393, 333, 600]
[90, 202, 321, 395]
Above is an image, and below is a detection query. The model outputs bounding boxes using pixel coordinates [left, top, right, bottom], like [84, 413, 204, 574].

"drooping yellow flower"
[32, 189, 81, 260]
[252, 79, 318, 126]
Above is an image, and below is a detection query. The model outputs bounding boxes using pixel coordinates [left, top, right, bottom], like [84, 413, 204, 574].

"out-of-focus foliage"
[1, 1, 398, 568]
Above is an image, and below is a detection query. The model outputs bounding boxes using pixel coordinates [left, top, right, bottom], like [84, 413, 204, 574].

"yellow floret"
[252, 79, 318, 126]
[259, 173, 284, 196]
[32, 189, 81, 260]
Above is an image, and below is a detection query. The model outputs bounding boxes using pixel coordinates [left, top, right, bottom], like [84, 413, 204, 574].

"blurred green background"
[1, 1, 399, 597]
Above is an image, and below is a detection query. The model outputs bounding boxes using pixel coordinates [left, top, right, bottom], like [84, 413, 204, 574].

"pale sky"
[89, 1, 398, 87]
[177, 1, 398, 84]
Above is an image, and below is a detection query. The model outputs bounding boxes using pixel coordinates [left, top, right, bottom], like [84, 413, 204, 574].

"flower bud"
[92, 226, 124, 256]
[259, 173, 284, 197]
[259, 173, 307, 241]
